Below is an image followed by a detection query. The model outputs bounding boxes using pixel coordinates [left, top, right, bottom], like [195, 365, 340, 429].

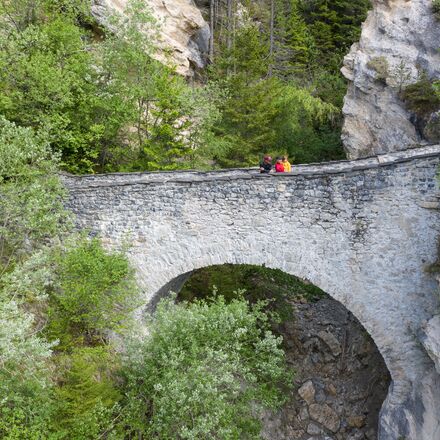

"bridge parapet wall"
[63, 144, 440, 187]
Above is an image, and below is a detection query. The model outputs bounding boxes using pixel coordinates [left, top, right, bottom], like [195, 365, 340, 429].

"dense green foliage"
[0, 121, 129, 438]
[0, 118, 68, 269]
[0, 0, 371, 172]
[300, 0, 371, 71]
[0, 0, 219, 173]
[0, 1, 106, 173]
[120, 295, 291, 439]
[205, 0, 371, 166]
[207, 23, 339, 165]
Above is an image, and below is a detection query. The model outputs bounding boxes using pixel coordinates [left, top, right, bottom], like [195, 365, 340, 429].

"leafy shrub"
[400, 76, 440, 117]
[46, 237, 139, 350]
[433, 0, 440, 20]
[0, 401, 55, 440]
[0, 292, 55, 439]
[120, 295, 292, 439]
[52, 347, 122, 439]
[367, 56, 389, 82]
[0, 118, 68, 270]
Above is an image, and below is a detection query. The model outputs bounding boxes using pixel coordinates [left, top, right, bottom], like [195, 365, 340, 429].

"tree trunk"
[269, 0, 275, 77]
[209, 0, 215, 61]
[227, 0, 233, 51]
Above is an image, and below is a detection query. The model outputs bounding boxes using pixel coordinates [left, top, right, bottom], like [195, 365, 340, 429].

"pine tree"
[272, 0, 317, 81]
[300, 0, 371, 71]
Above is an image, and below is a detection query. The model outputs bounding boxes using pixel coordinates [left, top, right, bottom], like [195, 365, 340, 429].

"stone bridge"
[64, 145, 440, 440]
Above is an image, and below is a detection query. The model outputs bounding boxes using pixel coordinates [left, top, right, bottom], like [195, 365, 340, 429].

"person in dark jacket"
[259, 155, 272, 173]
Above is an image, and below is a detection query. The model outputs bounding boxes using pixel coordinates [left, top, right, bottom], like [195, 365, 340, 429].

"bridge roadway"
[64, 145, 440, 440]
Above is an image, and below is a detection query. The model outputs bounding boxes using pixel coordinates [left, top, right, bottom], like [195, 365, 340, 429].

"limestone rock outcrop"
[420, 314, 440, 375]
[91, 0, 210, 76]
[342, 0, 440, 158]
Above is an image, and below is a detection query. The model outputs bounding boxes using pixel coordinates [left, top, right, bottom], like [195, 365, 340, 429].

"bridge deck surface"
[63, 144, 440, 188]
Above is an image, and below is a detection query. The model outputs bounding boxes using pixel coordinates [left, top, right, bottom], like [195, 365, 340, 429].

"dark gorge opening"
[176, 264, 391, 440]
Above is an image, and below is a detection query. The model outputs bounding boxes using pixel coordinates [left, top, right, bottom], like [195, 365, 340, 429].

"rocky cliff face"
[91, 0, 210, 76]
[341, 0, 440, 158]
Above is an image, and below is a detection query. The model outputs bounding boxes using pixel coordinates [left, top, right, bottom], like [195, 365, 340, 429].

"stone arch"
[137, 251, 438, 440]
[141, 250, 395, 382]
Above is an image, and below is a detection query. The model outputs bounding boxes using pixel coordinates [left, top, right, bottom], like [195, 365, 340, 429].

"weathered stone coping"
[62, 144, 440, 189]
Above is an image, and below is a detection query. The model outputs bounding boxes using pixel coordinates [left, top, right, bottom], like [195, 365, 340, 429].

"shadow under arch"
[144, 254, 394, 379]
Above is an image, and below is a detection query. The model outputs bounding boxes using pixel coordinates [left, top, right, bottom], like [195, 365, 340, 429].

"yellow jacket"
[282, 160, 291, 172]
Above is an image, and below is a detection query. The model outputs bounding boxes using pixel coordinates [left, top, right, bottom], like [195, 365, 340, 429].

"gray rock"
[309, 403, 341, 433]
[307, 437, 334, 440]
[317, 330, 342, 357]
[326, 383, 337, 397]
[298, 406, 309, 421]
[298, 380, 316, 405]
[366, 428, 377, 439]
[90, 0, 210, 77]
[347, 415, 366, 429]
[420, 314, 440, 374]
[341, 0, 440, 158]
[307, 422, 323, 435]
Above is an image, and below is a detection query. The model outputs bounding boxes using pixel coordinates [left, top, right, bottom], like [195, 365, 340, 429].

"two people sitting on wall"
[259, 155, 291, 173]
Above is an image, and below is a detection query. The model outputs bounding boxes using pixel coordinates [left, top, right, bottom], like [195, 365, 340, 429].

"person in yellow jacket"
[282, 155, 291, 172]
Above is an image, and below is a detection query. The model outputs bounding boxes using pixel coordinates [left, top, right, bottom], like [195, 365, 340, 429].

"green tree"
[300, 0, 371, 72]
[45, 237, 139, 350]
[120, 295, 292, 439]
[0, 118, 68, 272]
[273, 85, 341, 162]
[272, 0, 317, 81]
[208, 25, 281, 165]
[52, 347, 123, 439]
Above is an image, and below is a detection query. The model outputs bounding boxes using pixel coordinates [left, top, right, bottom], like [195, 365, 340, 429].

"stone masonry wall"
[63, 145, 440, 440]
